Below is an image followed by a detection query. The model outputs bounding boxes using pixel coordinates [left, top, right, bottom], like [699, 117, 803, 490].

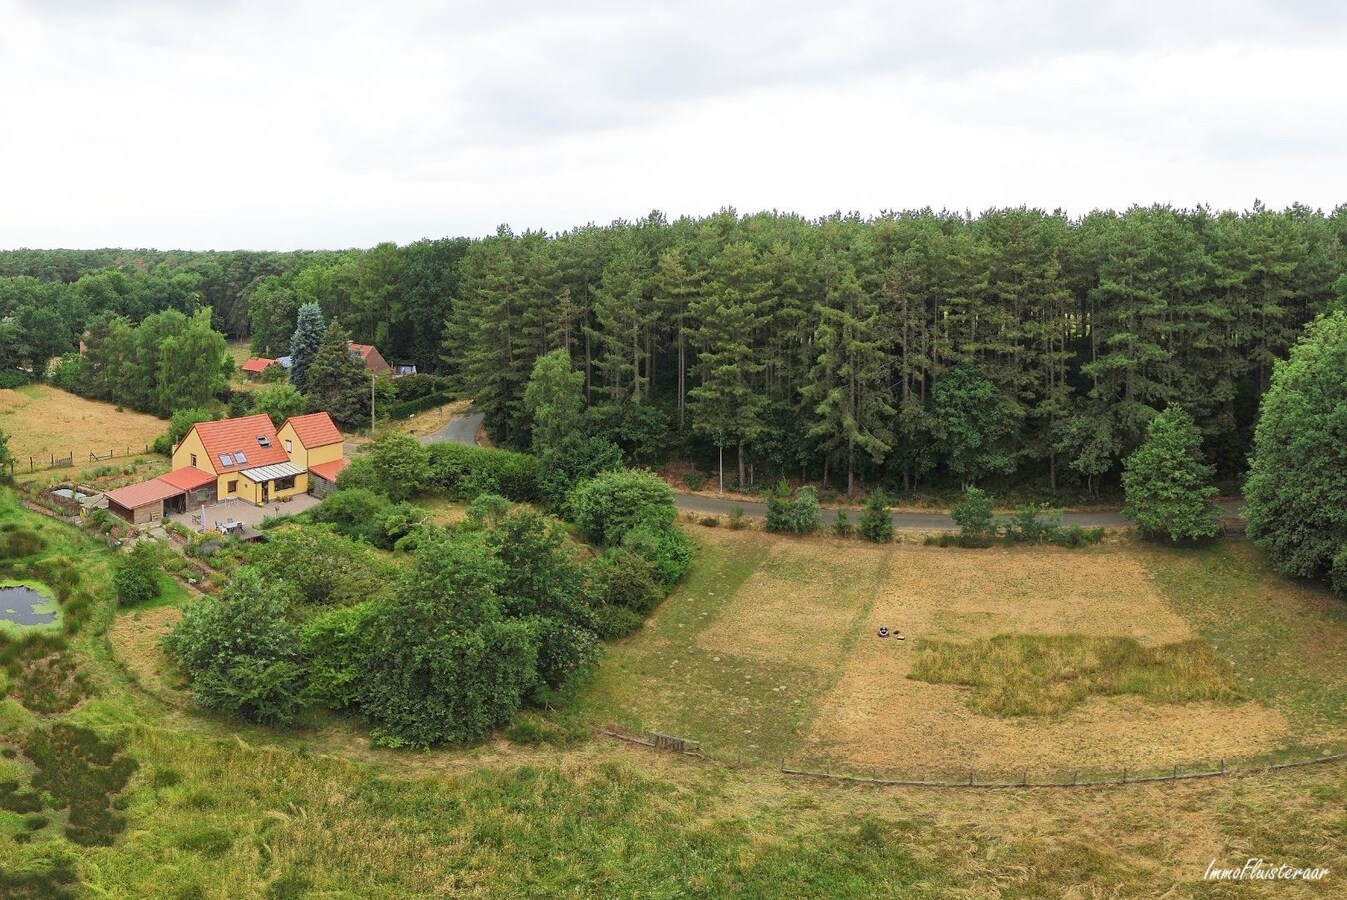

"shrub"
[357, 534, 539, 747]
[426, 442, 540, 502]
[163, 567, 309, 724]
[727, 506, 746, 530]
[766, 486, 821, 535]
[392, 373, 441, 402]
[832, 509, 856, 538]
[466, 493, 512, 529]
[699, 515, 719, 527]
[299, 601, 378, 710]
[858, 489, 894, 543]
[249, 526, 395, 605]
[592, 604, 644, 639]
[114, 542, 162, 606]
[26, 724, 138, 846]
[950, 487, 995, 540]
[569, 469, 676, 546]
[590, 548, 663, 615]
[364, 432, 431, 502]
[1002, 504, 1064, 544]
[620, 521, 693, 590]
[681, 470, 707, 490]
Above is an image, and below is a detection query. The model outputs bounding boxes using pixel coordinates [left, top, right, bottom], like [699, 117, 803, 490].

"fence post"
[1072, 770, 1078, 786]
[1122, 767, 1127, 784]
[967, 770, 973, 786]
[1022, 770, 1028, 786]
[1220, 757, 1225, 774]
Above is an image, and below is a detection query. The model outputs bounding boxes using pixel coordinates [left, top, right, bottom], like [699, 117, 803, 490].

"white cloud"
[0, 0, 1343, 249]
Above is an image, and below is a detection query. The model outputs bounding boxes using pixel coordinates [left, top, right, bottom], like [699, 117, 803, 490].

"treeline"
[442, 205, 1347, 493]
[50, 309, 230, 417]
[8, 204, 1347, 494]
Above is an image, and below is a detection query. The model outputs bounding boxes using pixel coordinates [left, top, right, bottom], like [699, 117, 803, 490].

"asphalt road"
[429, 411, 1243, 531]
[419, 411, 485, 446]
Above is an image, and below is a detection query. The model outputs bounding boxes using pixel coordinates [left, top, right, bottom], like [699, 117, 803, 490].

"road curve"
[429, 411, 1242, 531]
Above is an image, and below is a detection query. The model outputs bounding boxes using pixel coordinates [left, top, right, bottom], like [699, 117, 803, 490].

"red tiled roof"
[188, 414, 290, 474]
[348, 342, 392, 374]
[158, 466, 216, 491]
[105, 478, 183, 509]
[241, 357, 277, 373]
[308, 458, 349, 483]
[285, 412, 342, 448]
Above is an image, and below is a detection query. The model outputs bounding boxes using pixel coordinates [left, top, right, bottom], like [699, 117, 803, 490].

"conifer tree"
[1121, 407, 1219, 540]
[288, 301, 326, 392]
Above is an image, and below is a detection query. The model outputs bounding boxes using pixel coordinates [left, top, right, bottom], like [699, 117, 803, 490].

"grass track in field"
[908, 634, 1245, 716]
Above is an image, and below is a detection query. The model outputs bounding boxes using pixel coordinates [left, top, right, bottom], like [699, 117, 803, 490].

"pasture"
[3, 490, 1345, 895]
[578, 529, 1347, 779]
[0, 384, 165, 465]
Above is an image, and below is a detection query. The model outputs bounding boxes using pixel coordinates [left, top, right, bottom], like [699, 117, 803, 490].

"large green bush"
[113, 542, 161, 606]
[569, 469, 676, 546]
[308, 489, 420, 550]
[950, 487, 995, 543]
[620, 521, 692, 590]
[765, 486, 821, 535]
[163, 567, 309, 724]
[356, 534, 538, 747]
[590, 548, 664, 615]
[364, 432, 431, 502]
[249, 526, 395, 605]
[299, 600, 378, 710]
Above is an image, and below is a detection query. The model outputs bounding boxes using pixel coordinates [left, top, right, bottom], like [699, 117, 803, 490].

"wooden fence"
[10, 445, 156, 475]
[597, 726, 1347, 789]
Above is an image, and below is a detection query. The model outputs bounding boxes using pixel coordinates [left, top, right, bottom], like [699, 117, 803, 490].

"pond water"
[0, 584, 56, 626]
[52, 488, 90, 501]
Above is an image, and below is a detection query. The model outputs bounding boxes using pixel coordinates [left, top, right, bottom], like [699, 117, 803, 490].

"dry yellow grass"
[801, 543, 1289, 775]
[0, 384, 166, 463]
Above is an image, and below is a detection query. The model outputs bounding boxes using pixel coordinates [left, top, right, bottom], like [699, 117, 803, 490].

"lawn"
[576, 528, 1347, 779]
[0, 384, 166, 466]
[3, 490, 1346, 896]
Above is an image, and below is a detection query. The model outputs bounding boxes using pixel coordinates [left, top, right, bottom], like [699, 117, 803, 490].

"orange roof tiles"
[308, 458, 349, 482]
[285, 412, 342, 448]
[158, 466, 216, 491]
[105, 478, 184, 509]
[188, 414, 290, 474]
[242, 357, 277, 373]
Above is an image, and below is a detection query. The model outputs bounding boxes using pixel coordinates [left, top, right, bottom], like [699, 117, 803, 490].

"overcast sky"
[2, 0, 1345, 250]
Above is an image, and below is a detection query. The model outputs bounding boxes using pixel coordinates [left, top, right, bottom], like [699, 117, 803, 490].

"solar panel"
[235, 450, 248, 464]
[219, 454, 233, 467]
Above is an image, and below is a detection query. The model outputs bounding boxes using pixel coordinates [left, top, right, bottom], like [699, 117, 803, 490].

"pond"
[0, 583, 58, 628]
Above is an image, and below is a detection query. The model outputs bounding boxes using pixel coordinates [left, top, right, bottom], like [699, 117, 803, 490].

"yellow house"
[277, 412, 347, 496]
[172, 413, 307, 506]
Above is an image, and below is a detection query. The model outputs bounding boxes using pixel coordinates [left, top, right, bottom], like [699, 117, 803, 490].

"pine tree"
[804, 264, 894, 496]
[1121, 407, 1219, 540]
[688, 287, 765, 490]
[305, 322, 370, 429]
[289, 302, 326, 392]
[858, 489, 893, 543]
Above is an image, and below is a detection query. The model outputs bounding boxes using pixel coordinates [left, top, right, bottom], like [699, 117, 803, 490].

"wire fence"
[598, 725, 1347, 789]
[9, 444, 159, 476]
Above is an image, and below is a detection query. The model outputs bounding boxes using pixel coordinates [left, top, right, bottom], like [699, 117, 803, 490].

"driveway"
[428, 411, 1244, 531]
[420, 411, 484, 446]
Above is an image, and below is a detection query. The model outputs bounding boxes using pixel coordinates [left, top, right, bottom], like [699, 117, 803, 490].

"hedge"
[425, 442, 540, 502]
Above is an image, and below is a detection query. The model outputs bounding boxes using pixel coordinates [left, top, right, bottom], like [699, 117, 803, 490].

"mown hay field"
[578, 529, 1347, 779]
[0, 384, 165, 464]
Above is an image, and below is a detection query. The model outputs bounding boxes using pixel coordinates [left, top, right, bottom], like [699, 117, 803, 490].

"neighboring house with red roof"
[347, 342, 392, 377]
[241, 357, 280, 379]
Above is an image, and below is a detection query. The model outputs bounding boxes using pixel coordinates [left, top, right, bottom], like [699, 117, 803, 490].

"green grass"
[1, 488, 1347, 895]
[908, 634, 1245, 716]
[1142, 541, 1347, 749]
